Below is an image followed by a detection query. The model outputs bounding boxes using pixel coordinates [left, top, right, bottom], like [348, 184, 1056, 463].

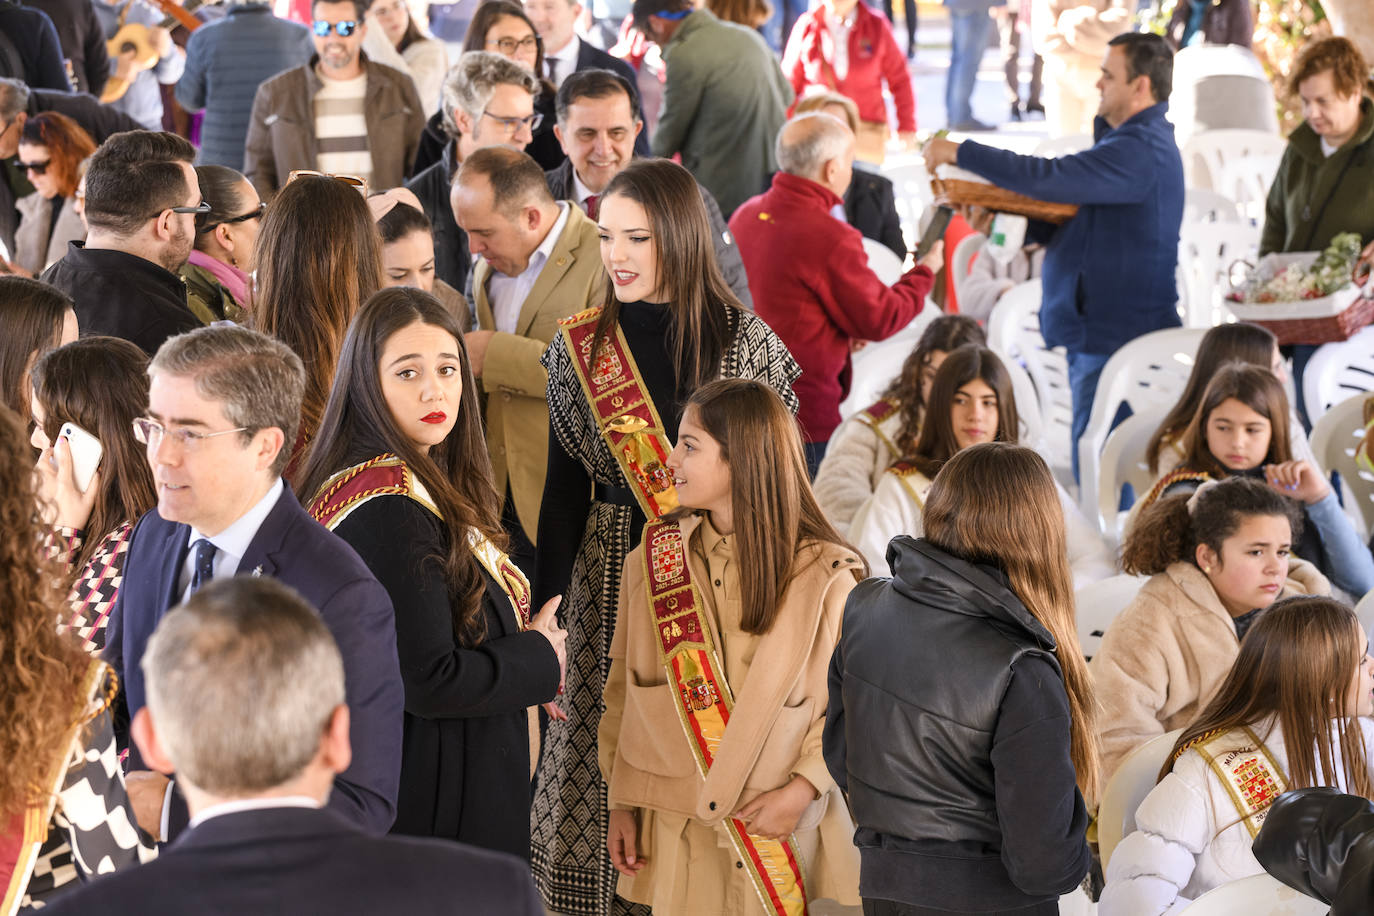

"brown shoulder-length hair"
[298, 288, 506, 646]
[464, 0, 552, 92]
[1161, 596, 1373, 803]
[1146, 323, 1277, 474]
[683, 379, 862, 635]
[19, 111, 96, 200]
[1288, 36, 1373, 99]
[924, 442, 1100, 802]
[883, 315, 986, 456]
[31, 338, 157, 574]
[907, 345, 1017, 478]
[1176, 362, 1293, 479]
[0, 405, 89, 821]
[593, 159, 742, 394]
[0, 276, 72, 417]
[251, 176, 382, 447]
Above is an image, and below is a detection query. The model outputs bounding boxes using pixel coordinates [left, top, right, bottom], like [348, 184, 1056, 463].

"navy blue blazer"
[103, 485, 404, 838]
[574, 39, 652, 158]
[37, 806, 546, 916]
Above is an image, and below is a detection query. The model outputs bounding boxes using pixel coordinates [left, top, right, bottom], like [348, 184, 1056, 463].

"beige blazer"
[472, 204, 604, 542]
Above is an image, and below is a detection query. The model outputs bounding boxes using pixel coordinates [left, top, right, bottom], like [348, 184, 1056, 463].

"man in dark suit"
[45, 577, 543, 916]
[103, 324, 403, 842]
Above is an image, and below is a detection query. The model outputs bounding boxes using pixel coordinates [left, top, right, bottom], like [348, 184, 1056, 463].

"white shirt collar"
[189, 795, 321, 829]
[571, 169, 599, 212]
[545, 33, 580, 66]
[184, 477, 284, 586]
[531, 201, 571, 270]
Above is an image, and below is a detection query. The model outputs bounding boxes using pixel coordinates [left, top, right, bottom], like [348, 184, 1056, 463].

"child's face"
[1205, 398, 1272, 472]
[668, 407, 731, 518]
[1196, 513, 1291, 618]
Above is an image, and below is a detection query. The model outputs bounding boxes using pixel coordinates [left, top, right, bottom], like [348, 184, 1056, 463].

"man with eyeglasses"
[40, 130, 203, 355]
[406, 50, 540, 294]
[244, 0, 424, 197]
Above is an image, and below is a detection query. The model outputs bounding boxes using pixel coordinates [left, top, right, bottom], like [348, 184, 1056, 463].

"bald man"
[730, 113, 942, 474]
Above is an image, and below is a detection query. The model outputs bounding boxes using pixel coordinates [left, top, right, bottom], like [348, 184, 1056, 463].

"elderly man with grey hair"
[103, 323, 404, 847]
[43, 577, 543, 916]
[730, 112, 943, 475]
[406, 50, 541, 293]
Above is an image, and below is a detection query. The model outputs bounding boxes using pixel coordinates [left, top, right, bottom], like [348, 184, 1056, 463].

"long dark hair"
[882, 314, 986, 456]
[298, 288, 506, 646]
[592, 159, 741, 393]
[1177, 363, 1293, 479]
[31, 338, 157, 573]
[0, 276, 72, 417]
[907, 345, 1017, 478]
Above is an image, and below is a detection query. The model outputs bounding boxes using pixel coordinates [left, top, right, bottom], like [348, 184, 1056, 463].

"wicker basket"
[931, 176, 1079, 224]
[1230, 295, 1374, 345]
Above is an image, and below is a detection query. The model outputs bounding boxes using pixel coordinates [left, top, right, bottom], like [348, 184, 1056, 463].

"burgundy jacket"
[783, 2, 916, 132]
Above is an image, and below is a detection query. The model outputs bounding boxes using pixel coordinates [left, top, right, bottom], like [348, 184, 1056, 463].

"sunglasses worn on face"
[287, 169, 369, 196]
[15, 158, 50, 175]
[312, 19, 358, 36]
[198, 201, 267, 234]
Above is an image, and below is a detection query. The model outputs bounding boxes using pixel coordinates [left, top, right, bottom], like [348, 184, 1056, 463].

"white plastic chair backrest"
[1302, 324, 1374, 418]
[1216, 153, 1283, 222]
[950, 232, 986, 309]
[1180, 129, 1287, 191]
[1356, 588, 1374, 636]
[1169, 45, 1279, 149]
[881, 160, 931, 248]
[1183, 187, 1242, 225]
[838, 306, 940, 419]
[1074, 573, 1146, 662]
[1178, 220, 1262, 328]
[1032, 134, 1093, 158]
[1093, 409, 1170, 544]
[863, 237, 905, 287]
[1003, 357, 1043, 449]
[1098, 727, 1183, 868]
[1179, 874, 1328, 915]
[1077, 328, 1206, 526]
[1308, 392, 1374, 540]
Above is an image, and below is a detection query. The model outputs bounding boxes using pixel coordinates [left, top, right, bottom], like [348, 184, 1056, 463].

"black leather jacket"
[1255, 787, 1374, 914]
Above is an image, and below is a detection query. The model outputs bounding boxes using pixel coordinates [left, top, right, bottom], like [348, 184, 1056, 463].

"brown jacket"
[1090, 558, 1330, 780]
[243, 53, 424, 197]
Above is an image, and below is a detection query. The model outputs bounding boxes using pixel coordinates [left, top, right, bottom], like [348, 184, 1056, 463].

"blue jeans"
[761, 0, 809, 53]
[945, 8, 994, 127]
[1066, 349, 1110, 485]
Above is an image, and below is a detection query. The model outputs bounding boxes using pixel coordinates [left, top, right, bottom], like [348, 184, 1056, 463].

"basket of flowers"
[1225, 233, 1374, 345]
[930, 166, 1079, 225]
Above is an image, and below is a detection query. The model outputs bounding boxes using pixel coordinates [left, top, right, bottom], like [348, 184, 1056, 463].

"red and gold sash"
[308, 455, 530, 628]
[1192, 727, 1288, 838]
[1136, 469, 1214, 518]
[642, 519, 808, 916]
[885, 459, 932, 509]
[856, 397, 901, 458]
[558, 307, 679, 518]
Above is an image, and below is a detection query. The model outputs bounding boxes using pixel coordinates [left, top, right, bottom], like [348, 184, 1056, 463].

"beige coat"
[14, 193, 83, 275]
[1090, 559, 1330, 780]
[472, 204, 604, 542]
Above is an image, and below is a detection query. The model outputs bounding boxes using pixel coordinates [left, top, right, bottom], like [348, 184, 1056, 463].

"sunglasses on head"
[286, 169, 369, 196]
[14, 158, 50, 175]
[312, 19, 358, 36]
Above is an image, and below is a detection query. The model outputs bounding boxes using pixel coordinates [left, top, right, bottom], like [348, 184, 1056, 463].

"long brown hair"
[923, 442, 1101, 802]
[251, 176, 382, 446]
[0, 276, 72, 417]
[882, 315, 986, 455]
[0, 405, 88, 820]
[1161, 596, 1373, 803]
[31, 338, 157, 573]
[1176, 363, 1293, 478]
[684, 379, 861, 634]
[19, 111, 96, 199]
[592, 159, 742, 394]
[463, 0, 552, 93]
[907, 346, 1018, 478]
[298, 288, 506, 646]
[1146, 323, 1277, 474]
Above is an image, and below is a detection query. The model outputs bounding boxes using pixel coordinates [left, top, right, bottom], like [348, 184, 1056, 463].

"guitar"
[101, 0, 219, 103]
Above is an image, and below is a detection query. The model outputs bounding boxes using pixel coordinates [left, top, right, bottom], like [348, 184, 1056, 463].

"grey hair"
[142, 577, 345, 796]
[775, 111, 853, 181]
[148, 325, 305, 476]
[0, 78, 30, 122]
[440, 51, 540, 140]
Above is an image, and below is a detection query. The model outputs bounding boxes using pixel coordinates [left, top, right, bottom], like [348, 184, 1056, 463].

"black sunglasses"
[15, 158, 50, 175]
[198, 201, 266, 234]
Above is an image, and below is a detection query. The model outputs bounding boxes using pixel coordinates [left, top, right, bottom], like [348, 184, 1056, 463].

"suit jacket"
[473, 204, 603, 542]
[103, 486, 404, 837]
[36, 806, 546, 916]
[572, 39, 651, 159]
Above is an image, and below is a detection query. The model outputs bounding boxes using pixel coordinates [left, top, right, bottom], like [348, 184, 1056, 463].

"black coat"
[23, 0, 109, 93]
[845, 168, 905, 259]
[332, 492, 560, 859]
[0, 2, 69, 90]
[1256, 788, 1374, 915]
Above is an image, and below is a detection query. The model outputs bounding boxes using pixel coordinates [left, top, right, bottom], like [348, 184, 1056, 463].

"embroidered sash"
[308, 455, 530, 628]
[641, 519, 808, 916]
[885, 460, 932, 510]
[1136, 469, 1213, 518]
[1192, 727, 1288, 838]
[558, 307, 679, 518]
[856, 397, 902, 459]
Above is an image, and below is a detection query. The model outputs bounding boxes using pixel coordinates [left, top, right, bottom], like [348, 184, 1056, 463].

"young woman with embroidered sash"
[1132, 363, 1374, 598]
[1101, 596, 1374, 915]
[530, 160, 801, 915]
[299, 288, 565, 859]
[812, 315, 983, 537]
[848, 346, 1112, 584]
[0, 407, 154, 914]
[599, 379, 861, 916]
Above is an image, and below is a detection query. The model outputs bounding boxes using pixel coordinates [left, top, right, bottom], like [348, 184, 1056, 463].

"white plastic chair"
[838, 305, 941, 419]
[1308, 392, 1374, 540]
[1216, 153, 1283, 222]
[863, 237, 905, 287]
[1032, 134, 1093, 158]
[950, 231, 986, 311]
[1169, 45, 1279, 150]
[1077, 329, 1206, 526]
[1098, 728, 1183, 868]
[1356, 588, 1374, 635]
[882, 160, 932, 251]
[1181, 129, 1287, 191]
[1178, 220, 1262, 328]
[1004, 358, 1043, 451]
[1092, 409, 1170, 546]
[1302, 324, 1374, 418]
[1179, 874, 1328, 915]
[1184, 187, 1242, 225]
[1074, 573, 1146, 661]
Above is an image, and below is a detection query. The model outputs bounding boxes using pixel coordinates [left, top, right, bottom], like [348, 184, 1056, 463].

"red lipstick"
[421, 411, 447, 424]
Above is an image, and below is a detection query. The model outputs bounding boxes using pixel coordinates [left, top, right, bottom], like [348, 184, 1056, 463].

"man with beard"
[40, 130, 202, 355]
[244, 0, 423, 197]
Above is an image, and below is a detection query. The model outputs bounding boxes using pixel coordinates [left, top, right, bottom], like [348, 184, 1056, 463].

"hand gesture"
[1264, 459, 1330, 505]
[731, 775, 816, 840]
[922, 136, 960, 173]
[35, 435, 100, 530]
[917, 238, 945, 271]
[530, 594, 567, 677]
[607, 808, 645, 877]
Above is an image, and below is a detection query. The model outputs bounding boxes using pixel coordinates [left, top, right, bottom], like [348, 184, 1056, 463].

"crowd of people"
[2, 1, 1374, 914]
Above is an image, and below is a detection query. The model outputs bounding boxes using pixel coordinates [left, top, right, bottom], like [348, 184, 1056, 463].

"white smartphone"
[58, 422, 103, 494]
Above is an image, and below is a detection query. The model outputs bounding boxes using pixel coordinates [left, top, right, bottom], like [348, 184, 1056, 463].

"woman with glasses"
[180, 165, 264, 324]
[362, 0, 450, 117]
[461, 0, 565, 171]
[8, 112, 95, 277]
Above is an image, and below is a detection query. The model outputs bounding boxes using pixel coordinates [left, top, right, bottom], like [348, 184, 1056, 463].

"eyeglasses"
[16, 158, 50, 175]
[198, 201, 267, 234]
[312, 19, 358, 36]
[133, 417, 250, 450]
[482, 109, 543, 133]
[486, 35, 539, 55]
[287, 169, 368, 196]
